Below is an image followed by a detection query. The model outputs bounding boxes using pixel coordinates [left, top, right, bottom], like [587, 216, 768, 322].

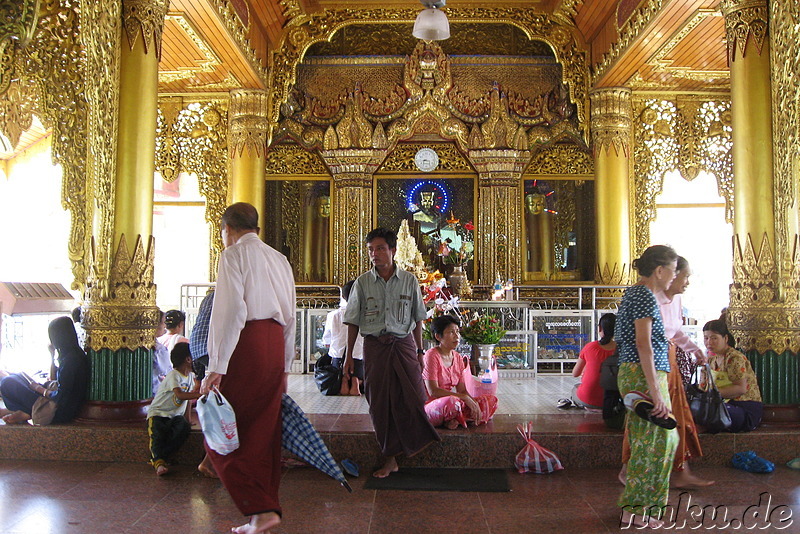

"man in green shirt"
[344, 227, 440, 477]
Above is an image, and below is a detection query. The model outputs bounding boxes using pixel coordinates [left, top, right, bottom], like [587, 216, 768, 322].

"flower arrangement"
[436, 215, 474, 266]
[422, 295, 462, 341]
[460, 313, 507, 345]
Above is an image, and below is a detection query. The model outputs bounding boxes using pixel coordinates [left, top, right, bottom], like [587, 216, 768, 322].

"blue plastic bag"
[197, 387, 240, 455]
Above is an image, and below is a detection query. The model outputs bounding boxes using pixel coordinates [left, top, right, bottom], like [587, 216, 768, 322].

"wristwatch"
[417, 348, 425, 355]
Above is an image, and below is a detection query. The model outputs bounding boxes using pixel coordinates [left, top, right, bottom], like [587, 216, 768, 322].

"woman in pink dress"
[422, 315, 498, 428]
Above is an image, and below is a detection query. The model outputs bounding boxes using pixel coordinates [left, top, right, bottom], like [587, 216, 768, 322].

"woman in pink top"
[571, 313, 616, 409]
[422, 315, 497, 429]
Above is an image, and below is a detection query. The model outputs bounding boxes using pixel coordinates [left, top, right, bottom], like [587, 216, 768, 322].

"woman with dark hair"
[158, 309, 189, 356]
[568, 313, 616, 410]
[421, 314, 497, 428]
[0, 316, 89, 424]
[702, 319, 762, 432]
[615, 245, 679, 529]
[620, 256, 713, 488]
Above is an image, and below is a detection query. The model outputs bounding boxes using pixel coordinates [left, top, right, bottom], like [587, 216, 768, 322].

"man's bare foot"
[156, 464, 169, 476]
[2, 411, 30, 424]
[618, 464, 627, 486]
[671, 470, 714, 489]
[0, 408, 13, 418]
[231, 512, 281, 534]
[198, 455, 219, 478]
[620, 510, 664, 529]
[372, 456, 399, 478]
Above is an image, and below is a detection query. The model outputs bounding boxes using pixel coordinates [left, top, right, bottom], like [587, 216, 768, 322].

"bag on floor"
[197, 387, 240, 455]
[514, 421, 564, 474]
[314, 354, 342, 396]
[685, 363, 731, 434]
[31, 380, 59, 426]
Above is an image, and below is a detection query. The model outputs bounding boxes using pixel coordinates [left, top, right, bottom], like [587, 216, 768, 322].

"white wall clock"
[414, 147, 439, 172]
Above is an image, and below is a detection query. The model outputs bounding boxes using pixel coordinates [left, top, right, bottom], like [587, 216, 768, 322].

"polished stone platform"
[1, 375, 798, 473]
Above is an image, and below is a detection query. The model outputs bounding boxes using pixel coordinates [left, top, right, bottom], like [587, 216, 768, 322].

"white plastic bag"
[197, 387, 240, 455]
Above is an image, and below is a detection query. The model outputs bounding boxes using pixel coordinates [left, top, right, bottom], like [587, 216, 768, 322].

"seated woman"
[0, 316, 90, 425]
[571, 313, 616, 410]
[422, 315, 498, 429]
[702, 319, 763, 432]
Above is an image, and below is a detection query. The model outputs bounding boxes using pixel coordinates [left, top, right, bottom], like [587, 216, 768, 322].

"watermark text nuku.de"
[621, 492, 793, 530]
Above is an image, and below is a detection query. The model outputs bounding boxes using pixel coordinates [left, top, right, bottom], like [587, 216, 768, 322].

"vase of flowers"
[460, 314, 507, 373]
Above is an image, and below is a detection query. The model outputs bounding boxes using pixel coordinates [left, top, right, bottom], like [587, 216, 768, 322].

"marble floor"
[1, 375, 799, 533]
[288, 373, 575, 416]
[1, 460, 799, 533]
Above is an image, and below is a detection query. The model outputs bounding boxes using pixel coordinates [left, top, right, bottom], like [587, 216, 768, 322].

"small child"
[146, 342, 200, 476]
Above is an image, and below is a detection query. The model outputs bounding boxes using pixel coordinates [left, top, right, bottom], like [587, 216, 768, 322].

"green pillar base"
[87, 347, 154, 402]
[746, 350, 800, 423]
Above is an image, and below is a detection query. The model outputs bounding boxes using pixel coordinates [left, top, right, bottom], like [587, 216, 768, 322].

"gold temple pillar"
[81, 0, 168, 421]
[319, 149, 387, 285]
[467, 149, 530, 285]
[722, 0, 800, 415]
[589, 87, 633, 285]
[228, 89, 268, 235]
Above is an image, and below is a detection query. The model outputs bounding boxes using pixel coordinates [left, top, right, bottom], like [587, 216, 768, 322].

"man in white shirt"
[322, 280, 364, 381]
[200, 202, 296, 534]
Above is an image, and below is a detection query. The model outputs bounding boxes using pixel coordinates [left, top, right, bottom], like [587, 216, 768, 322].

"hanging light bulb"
[413, 0, 450, 41]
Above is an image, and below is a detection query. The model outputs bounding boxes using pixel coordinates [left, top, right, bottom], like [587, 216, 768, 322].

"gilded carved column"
[467, 149, 530, 285]
[228, 89, 268, 234]
[589, 88, 633, 285]
[722, 0, 800, 413]
[81, 0, 168, 421]
[319, 149, 387, 285]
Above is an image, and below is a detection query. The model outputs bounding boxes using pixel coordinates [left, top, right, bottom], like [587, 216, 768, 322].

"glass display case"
[531, 309, 594, 374]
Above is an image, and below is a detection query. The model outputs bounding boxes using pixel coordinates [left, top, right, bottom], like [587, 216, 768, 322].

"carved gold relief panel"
[156, 97, 229, 277]
[0, 0, 96, 292]
[632, 95, 733, 256]
[271, 7, 589, 143]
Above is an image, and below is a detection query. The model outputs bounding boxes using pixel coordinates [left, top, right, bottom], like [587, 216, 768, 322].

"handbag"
[314, 354, 343, 396]
[31, 380, 59, 426]
[685, 363, 732, 434]
[197, 387, 240, 455]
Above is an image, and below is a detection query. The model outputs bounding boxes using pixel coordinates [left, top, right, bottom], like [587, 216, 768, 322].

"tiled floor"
[288, 373, 577, 415]
[1, 460, 799, 533]
[2, 375, 800, 533]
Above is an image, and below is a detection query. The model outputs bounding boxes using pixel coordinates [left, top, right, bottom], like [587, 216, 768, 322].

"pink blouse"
[657, 293, 701, 353]
[422, 347, 466, 393]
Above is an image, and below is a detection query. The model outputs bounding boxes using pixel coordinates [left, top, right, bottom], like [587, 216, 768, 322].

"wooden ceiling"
[3, 0, 729, 159]
[157, 0, 727, 94]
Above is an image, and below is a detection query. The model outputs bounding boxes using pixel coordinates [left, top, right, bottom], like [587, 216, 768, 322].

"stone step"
[1, 414, 797, 472]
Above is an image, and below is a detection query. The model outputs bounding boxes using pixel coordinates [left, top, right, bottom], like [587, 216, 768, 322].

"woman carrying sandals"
[619, 256, 714, 489]
[614, 245, 679, 529]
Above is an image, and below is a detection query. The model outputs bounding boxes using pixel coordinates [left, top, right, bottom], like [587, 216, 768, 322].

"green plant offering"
[460, 314, 507, 345]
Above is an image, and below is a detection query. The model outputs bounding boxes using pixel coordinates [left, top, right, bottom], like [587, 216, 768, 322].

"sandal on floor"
[787, 458, 800, 470]
[732, 451, 775, 473]
[557, 398, 573, 409]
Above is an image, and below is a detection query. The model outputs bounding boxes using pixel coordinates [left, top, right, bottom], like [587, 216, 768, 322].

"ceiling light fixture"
[412, 0, 450, 41]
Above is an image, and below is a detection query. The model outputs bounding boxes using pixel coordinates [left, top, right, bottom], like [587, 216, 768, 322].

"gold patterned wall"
[155, 97, 229, 279]
[0, 0, 94, 292]
[632, 95, 733, 256]
[270, 7, 590, 143]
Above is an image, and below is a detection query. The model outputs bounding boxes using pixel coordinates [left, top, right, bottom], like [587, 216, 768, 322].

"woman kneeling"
[422, 315, 497, 429]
